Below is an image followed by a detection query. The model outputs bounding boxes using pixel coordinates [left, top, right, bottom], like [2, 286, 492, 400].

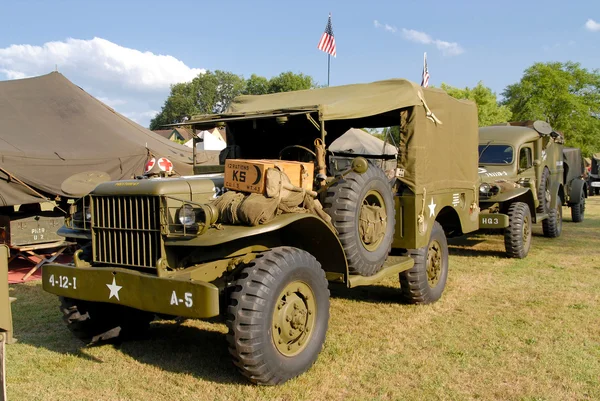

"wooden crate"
[224, 159, 314, 194]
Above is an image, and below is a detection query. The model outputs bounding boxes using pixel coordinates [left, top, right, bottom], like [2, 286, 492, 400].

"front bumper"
[42, 264, 220, 318]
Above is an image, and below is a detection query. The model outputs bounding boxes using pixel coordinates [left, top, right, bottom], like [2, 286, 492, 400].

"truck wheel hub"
[426, 240, 443, 287]
[359, 190, 387, 251]
[272, 281, 316, 356]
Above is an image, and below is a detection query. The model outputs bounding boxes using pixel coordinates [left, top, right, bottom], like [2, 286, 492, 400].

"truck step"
[536, 213, 549, 221]
[348, 257, 414, 288]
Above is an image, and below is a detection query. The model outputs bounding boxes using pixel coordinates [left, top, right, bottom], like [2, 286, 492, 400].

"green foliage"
[150, 71, 316, 130]
[441, 82, 512, 127]
[502, 62, 600, 156]
[267, 71, 315, 93]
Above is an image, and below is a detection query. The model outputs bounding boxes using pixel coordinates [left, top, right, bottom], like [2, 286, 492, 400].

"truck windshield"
[478, 144, 514, 164]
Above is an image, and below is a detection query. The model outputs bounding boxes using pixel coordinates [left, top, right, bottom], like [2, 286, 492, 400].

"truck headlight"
[177, 204, 196, 227]
[84, 207, 92, 222]
[479, 183, 491, 194]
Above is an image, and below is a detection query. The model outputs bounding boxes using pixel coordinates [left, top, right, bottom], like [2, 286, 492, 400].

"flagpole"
[327, 54, 330, 87]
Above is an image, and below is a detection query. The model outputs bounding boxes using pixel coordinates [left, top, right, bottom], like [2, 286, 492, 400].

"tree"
[502, 62, 600, 155]
[267, 72, 315, 93]
[441, 82, 512, 127]
[244, 74, 269, 95]
[150, 71, 317, 130]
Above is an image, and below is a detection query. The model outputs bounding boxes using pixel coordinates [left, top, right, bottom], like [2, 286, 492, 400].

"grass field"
[6, 198, 600, 401]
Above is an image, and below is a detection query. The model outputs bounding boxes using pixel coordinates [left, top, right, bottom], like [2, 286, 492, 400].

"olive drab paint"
[0, 245, 14, 344]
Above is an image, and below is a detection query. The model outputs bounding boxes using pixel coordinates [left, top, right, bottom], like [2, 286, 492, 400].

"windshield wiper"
[479, 140, 493, 162]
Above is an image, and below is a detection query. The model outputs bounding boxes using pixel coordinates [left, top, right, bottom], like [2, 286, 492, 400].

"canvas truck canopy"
[563, 147, 585, 183]
[0, 72, 217, 206]
[186, 78, 478, 195]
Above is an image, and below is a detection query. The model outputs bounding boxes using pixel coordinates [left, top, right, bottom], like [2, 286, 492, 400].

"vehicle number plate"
[591, 182, 600, 188]
[48, 274, 77, 289]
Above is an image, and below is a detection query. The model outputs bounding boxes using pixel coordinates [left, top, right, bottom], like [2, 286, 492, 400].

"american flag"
[318, 14, 336, 57]
[421, 52, 429, 87]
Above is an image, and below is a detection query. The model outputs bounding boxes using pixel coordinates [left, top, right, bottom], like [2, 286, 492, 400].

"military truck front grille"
[92, 196, 161, 268]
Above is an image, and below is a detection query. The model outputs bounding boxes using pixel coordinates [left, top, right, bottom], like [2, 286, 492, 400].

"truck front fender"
[165, 214, 349, 282]
[487, 187, 531, 203]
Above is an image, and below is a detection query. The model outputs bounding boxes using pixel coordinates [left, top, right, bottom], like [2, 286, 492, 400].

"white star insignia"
[428, 198, 437, 217]
[106, 277, 123, 301]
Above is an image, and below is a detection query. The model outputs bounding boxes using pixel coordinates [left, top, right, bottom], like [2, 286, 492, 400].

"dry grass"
[6, 198, 600, 400]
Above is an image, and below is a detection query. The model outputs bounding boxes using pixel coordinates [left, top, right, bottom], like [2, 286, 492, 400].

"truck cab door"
[518, 145, 537, 204]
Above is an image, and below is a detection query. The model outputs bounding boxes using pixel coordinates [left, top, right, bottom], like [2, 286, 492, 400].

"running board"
[348, 257, 414, 288]
[535, 212, 549, 222]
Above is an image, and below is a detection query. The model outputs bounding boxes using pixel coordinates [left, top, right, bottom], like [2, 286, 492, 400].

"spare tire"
[323, 163, 395, 276]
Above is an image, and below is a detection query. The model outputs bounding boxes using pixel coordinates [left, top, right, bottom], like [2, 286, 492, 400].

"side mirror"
[533, 159, 541, 167]
[351, 157, 369, 174]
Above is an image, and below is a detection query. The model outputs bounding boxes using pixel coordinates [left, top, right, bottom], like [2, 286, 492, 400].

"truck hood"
[91, 174, 225, 200]
[478, 165, 515, 184]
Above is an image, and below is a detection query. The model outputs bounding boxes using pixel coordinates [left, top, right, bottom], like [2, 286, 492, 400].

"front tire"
[399, 221, 449, 304]
[226, 247, 330, 385]
[504, 202, 532, 259]
[323, 164, 395, 276]
[537, 168, 551, 213]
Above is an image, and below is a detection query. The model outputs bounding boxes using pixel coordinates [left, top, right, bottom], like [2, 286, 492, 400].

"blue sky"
[1, 0, 599, 127]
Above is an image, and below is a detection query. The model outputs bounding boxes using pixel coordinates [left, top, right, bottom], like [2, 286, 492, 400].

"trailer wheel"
[226, 247, 330, 385]
[571, 189, 585, 223]
[504, 202, 532, 258]
[59, 297, 154, 344]
[542, 201, 563, 238]
[399, 221, 449, 304]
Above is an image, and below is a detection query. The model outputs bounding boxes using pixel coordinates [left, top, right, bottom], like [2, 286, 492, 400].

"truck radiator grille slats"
[92, 196, 161, 268]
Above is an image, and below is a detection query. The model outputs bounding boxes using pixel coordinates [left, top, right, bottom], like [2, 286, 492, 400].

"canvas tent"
[0, 72, 219, 206]
[329, 128, 397, 156]
[184, 130, 226, 151]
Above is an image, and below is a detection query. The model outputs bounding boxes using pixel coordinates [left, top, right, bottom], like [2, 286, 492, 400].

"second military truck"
[478, 121, 564, 258]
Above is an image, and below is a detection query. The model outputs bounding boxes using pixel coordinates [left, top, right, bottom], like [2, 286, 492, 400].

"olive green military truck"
[562, 147, 587, 222]
[478, 121, 564, 258]
[42, 79, 480, 385]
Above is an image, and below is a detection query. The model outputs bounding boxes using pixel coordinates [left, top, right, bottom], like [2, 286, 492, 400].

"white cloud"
[373, 21, 464, 56]
[0, 37, 205, 91]
[585, 19, 600, 32]
[0, 37, 205, 127]
[401, 28, 464, 56]
[97, 97, 127, 108]
[0, 69, 27, 79]
[373, 20, 397, 33]
[123, 110, 160, 124]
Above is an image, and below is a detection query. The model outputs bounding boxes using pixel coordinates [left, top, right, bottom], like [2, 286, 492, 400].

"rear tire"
[504, 202, 532, 259]
[323, 164, 395, 276]
[226, 247, 330, 385]
[570, 190, 585, 223]
[59, 297, 154, 343]
[542, 201, 562, 238]
[399, 222, 449, 304]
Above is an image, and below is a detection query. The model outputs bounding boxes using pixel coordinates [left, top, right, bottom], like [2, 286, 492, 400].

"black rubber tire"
[504, 202, 532, 259]
[226, 247, 330, 385]
[323, 164, 395, 276]
[59, 297, 154, 344]
[542, 202, 562, 238]
[570, 190, 585, 223]
[399, 221, 449, 304]
[537, 167, 551, 213]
